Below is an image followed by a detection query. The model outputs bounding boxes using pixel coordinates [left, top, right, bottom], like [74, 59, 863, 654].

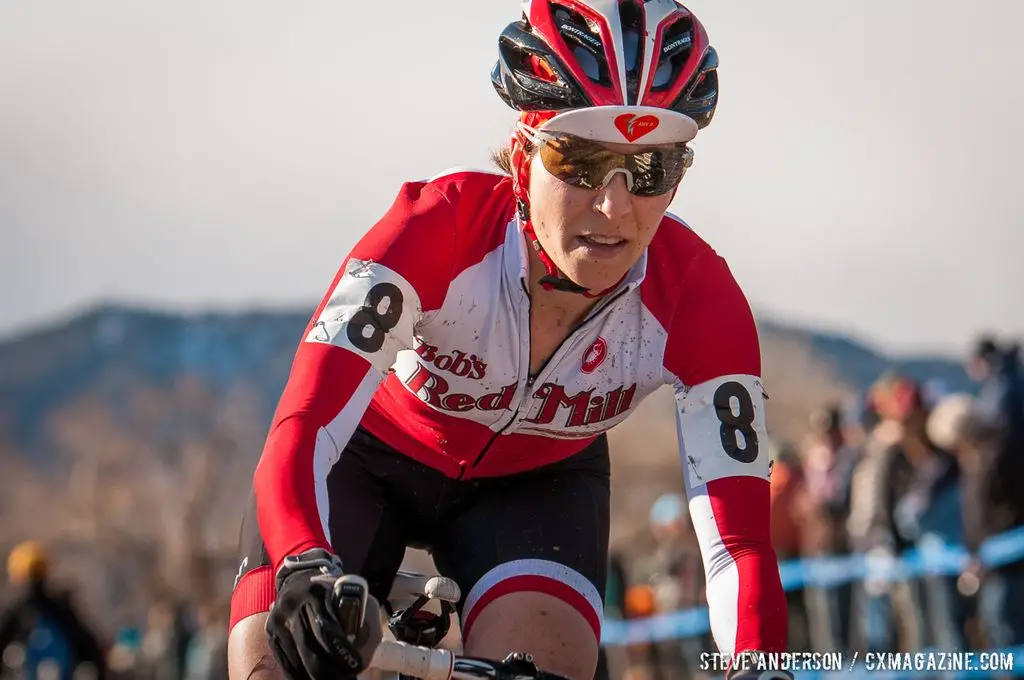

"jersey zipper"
[463, 285, 632, 477]
[460, 283, 534, 479]
[463, 406, 522, 477]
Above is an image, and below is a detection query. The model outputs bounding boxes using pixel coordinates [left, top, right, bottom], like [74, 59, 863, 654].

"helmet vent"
[651, 16, 693, 93]
[619, 0, 645, 104]
[552, 3, 611, 86]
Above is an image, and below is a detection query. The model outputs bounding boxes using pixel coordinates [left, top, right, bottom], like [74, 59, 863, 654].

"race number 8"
[712, 381, 759, 463]
[346, 283, 404, 353]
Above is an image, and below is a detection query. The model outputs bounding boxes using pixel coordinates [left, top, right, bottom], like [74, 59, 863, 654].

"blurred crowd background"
[598, 335, 1024, 680]
[1, 330, 1021, 680]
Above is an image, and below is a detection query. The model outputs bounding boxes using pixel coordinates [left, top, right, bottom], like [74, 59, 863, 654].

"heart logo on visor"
[614, 114, 659, 142]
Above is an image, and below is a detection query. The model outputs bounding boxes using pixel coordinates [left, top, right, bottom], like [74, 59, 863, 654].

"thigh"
[229, 427, 414, 632]
[432, 436, 611, 675]
[325, 426, 443, 601]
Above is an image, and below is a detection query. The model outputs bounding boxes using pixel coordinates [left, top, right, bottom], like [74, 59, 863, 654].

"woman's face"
[526, 139, 678, 292]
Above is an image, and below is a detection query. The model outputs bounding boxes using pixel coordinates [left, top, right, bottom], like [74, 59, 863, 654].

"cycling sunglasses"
[519, 125, 694, 197]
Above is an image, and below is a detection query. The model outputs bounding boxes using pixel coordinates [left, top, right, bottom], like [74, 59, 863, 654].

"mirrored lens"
[535, 133, 691, 196]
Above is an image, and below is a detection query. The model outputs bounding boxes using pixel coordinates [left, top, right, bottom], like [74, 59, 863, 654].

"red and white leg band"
[461, 559, 603, 643]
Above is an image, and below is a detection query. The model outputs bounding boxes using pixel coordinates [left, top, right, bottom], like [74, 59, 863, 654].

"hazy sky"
[1, 0, 1021, 356]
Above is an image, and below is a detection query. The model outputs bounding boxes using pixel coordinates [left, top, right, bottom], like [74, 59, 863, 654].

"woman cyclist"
[227, 2, 789, 679]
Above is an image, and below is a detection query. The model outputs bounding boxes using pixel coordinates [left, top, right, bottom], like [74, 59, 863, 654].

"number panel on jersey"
[675, 373, 770, 488]
[306, 258, 421, 371]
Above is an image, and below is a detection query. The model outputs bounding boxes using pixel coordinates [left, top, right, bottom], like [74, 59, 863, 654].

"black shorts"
[230, 426, 611, 642]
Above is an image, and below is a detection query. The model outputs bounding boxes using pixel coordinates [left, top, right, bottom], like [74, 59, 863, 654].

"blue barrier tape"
[601, 526, 1024, 645]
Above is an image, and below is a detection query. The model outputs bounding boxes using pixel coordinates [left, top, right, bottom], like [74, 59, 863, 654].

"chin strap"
[517, 199, 625, 298]
[511, 113, 626, 299]
[518, 199, 588, 295]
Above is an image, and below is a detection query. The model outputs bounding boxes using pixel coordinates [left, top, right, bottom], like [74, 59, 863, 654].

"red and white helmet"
[491, 0, 719, 145]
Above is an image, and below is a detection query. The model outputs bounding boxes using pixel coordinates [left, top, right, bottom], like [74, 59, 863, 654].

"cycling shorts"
[229, 425, 611, 642]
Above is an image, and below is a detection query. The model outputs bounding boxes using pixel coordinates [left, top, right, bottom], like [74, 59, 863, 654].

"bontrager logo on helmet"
[614, 113, 659, 142]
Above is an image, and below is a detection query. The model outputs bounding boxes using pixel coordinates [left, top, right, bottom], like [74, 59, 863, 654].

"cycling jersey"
[252, 168, 786, 655]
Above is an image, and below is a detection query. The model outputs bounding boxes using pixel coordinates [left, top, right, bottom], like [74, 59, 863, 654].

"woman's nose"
[592, 172, 633, 220]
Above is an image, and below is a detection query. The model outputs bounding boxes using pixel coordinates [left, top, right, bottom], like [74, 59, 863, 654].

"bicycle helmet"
[491, 0, 720, 294]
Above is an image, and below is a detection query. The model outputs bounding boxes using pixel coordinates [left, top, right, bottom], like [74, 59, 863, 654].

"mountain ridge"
[0, 303, 974, 458]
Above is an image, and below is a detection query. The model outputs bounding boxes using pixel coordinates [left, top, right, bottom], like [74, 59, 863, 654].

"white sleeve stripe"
[313, 366, 384, 545]
[675, 373, 768, 656]
[687, 490, 741, 655]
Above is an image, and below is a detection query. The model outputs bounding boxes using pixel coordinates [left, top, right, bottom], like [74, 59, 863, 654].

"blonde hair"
[489, 137, 536, 176]
[490, 146, 514, 175]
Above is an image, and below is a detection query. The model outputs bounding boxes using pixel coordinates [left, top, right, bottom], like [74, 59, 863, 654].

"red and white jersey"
[253, 169, 787, 655]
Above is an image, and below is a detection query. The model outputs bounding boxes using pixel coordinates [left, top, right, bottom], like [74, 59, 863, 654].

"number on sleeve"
[346, 282, 404, 353]
[712, 380, 759, 463]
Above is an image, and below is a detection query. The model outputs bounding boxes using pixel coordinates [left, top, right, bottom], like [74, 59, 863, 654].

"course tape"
[601, 526, 1024, 645]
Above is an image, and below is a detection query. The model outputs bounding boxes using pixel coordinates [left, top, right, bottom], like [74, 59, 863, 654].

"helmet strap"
[512, 116, 626, 299]
[518, 199, 625, 298]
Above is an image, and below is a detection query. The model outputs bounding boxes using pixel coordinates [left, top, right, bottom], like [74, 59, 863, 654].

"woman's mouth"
[574, 234, 628, 258]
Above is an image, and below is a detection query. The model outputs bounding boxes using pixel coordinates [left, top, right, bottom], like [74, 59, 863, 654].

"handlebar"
[369, 640, 452, 680]
[332, 571, 568, 679]
[369, 640, 569, 680]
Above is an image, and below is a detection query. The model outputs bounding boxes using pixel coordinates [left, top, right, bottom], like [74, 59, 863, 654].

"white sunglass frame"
[517, 123, 694, 193]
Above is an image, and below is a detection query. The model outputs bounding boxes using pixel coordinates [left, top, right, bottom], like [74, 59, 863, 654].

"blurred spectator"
[182, 602, 226, 680]
[889, 391, 965, 650]
[926, 393, 978, 453]
[798, 405, 859, 653]
[633, 493, 706, 680]
[841, 393, 881, 451]
[605, 551, 629, 623]
[935, 388, 1024, 649]
[847, 374, 970, 651]
[0, 541, 108, 680]
[105, 628, 142, 680]
[928, 393, 987, 615]
[847, 374, 923, 652]
[137, 601, 191, 680]
[769, 443, 805, 561]
[966, 336, 1024, 445]
[768, 442, 809, 651]
[596, 552, 629, 680]
[621, 582, 660, 680]
[802, 405, 861, 548]
[848, 375, 917, 556]
[640, 494, 705, 614]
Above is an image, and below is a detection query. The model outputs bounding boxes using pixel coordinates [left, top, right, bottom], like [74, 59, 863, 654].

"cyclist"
[227, 2, 789, 679]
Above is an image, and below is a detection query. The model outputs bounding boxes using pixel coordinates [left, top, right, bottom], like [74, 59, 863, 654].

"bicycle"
[333, 569, 572, 680]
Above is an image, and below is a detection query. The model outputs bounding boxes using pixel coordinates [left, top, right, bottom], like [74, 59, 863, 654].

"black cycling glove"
[266, 548, 382, 680]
